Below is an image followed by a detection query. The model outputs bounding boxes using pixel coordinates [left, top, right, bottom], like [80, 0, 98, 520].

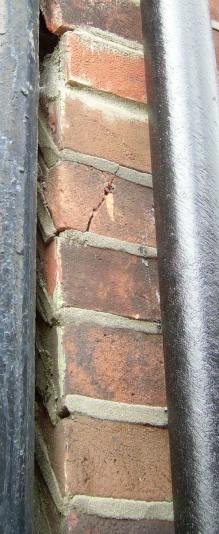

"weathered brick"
[44, 161, 156, 246]
[61, 31, 147, 103]
[39, 411, 172, 501]
[39, 238, 160, 321]
[38, 237, 59, 296]
[211, 0, 219, 22]
[44, 161, 109, 234]
[35, 467, 173, 533]
[91, 175, 155, 246]
[41, 0, 143, 41]
[43, 92, 151, 173]
[64, 325, 165, 406]
[57, 240, 160, 321]
[213, 30, 219, 69]
[37, 320, 165, 406]
[65, 513, 174, 534]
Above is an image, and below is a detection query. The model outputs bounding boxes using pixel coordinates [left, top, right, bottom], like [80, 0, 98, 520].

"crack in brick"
[86, 176, 115, 232]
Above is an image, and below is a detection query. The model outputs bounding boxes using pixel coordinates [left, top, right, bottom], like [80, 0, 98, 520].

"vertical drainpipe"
[141, 1, 219, 532]
[0, 1, 38, 533]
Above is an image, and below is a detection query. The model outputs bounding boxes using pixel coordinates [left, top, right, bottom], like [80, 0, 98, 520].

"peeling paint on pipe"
[141, 1, 219, 532]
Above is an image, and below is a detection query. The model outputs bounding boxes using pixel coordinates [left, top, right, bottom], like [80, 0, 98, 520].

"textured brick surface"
[37, 321, 165, 406]
[211, 0, 219, 21]
[65, 513, 174, 533]
[44, 161, 156, 246]
[44, 93, 151, 173]
[61, 32, 147, 103]
[39, 410, 172, 501]
[35, 465, 173, 533]
[38, 237, 59, 296]
[59, 241, 160, 321]
[213, 30, 219, 69]
[91, 175, 156, 246]
[39, 238, 160, 321]
[41, 0, 218, 42]
[41, 0, 143, 41]
[37, 2, 172, 528]
[63, 325, 165, 405]
[44, 161, 111, 234]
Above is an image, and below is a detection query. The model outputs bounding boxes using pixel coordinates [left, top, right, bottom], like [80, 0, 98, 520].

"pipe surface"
[0, 1, 38, 532]
[141, 1, 219, 532]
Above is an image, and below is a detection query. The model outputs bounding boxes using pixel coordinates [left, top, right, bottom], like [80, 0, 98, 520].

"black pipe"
[0, 2, 38, 532]
[141, 1, 219, 532]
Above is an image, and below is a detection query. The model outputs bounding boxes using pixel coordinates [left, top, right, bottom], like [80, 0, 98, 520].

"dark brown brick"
[37, 320, 165, 406]
[60, 241, 160, 321]
[63, 324, 165, 405]
[39, 238, 160, 321]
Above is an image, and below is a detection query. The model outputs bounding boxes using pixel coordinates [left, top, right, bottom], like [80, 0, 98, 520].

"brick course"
[44, 238, 160, 321]
[38, 410, 172, 501]
[65, 514, 175, 533]
[40, 0, 143, 41]
[36, 0, 174, 531]
[35, 467, 174, 534]
[37, 320, 166, 406]
[41, 0, 218, 40]
[42, 92, 151, 173]
[60, 31, 147, 103]
[63, 324, 165, 405]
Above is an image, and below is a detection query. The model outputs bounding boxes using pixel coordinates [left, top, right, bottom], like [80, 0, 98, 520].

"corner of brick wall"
[36, 1, 219, 532]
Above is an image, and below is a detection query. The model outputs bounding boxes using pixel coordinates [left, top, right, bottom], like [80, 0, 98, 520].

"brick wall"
[35, 1, 219, 532]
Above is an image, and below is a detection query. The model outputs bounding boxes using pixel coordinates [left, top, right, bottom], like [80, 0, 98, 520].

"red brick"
[213, 30, 219, 69]
[41, 0, 143, 41]
[58, 240, 160, 321]
[39, 411, 172, 501]
[61, 31, 147, 103]
[37, 321, 165, 406]
[38, 237, 60, 296]
[41, 0, 218, 44]
[45, 161, 156, 246]
[35, 465, 174, 533]
[44, 161, 109, 233]
[91, 176, 156, 246]
[210, 0, 219, 22]
[65, 513, 174, 534]
[44, 93, 151, 173]
[39, 238, 160, 321]
[64, 325, 165, 406]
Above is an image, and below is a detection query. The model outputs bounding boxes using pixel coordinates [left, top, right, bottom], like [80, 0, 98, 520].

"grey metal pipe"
[141, 1, 219, 532]
[0, 1, 39, 532]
